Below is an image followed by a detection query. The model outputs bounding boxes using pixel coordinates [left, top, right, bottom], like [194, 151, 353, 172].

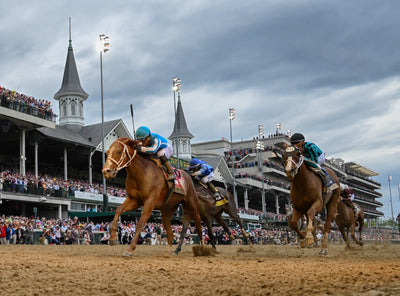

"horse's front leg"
[306, 200, 323, 247]
[289, 209, 305, 247]
[110, 197, 138, 246]
[124, 202, 154, 256]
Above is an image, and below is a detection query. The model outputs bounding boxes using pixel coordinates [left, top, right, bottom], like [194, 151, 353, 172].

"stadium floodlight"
[258, 125, 264, 138]
[275, 122, 282, 134]
[229, 108, 236, 120]
[172, 77, 181, 92]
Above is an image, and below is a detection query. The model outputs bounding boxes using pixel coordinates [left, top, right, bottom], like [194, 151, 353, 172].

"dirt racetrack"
[1, 243, 400, 296]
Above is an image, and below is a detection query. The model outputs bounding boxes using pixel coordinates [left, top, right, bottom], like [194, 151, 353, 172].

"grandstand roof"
[345, 161, 379, 177]
[79, 119, 122, 147]
[37, 125, 94, 147]
[201, 156, 234, 184]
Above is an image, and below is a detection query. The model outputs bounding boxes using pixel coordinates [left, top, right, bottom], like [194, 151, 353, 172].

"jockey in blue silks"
[135, 126, 175, 182]
[188, 158, 228, 206]
[290, 133, 338, 193]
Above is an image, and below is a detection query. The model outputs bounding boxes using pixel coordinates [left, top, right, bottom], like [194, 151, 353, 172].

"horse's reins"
[107, 141, 137, 171]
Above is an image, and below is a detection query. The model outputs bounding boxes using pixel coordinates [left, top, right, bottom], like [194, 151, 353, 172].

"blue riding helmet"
[136, 126, 151, 139]
[189, 158, 201, 169]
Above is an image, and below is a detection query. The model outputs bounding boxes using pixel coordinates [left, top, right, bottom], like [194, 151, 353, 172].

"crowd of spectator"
[1, 215, 399, 246]
[0, 86, 56, 121]
[0, 169, 127, 199]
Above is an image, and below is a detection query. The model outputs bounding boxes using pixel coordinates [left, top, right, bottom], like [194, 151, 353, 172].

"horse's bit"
[106, 141, 137, 171]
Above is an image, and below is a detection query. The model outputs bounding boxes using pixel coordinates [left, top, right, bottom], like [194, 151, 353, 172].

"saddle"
[303, 159, 338, 206]
[149, 158, 186, 195]
[342, 199, 360, 220]
[197, 181, 228, 206]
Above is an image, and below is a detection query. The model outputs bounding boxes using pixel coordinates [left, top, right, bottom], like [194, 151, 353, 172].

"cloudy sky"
[1, 1, 399, 218]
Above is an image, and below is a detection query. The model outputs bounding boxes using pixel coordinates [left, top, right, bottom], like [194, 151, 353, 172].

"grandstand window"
[62, 104, 67, 116]
[79, 103, 83, 116]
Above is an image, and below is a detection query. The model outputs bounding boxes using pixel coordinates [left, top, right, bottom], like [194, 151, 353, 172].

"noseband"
[106, 141, 137, 171]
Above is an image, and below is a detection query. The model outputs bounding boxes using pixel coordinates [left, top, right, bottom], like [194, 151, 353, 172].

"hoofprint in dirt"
[0, 244, 399, 296]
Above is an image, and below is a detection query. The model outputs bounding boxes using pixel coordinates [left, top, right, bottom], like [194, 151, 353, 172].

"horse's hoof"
[300, 240, 306, 248]
[109, 239, 118, 246]
[319, 249, 327, 256]
[123, 252, 132, 257]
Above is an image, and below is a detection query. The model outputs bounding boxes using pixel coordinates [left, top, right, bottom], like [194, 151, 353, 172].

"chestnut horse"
[282, 144, 340, 254]
[174, 182, 249, 254]
[335, 199, 364, 248]
[102, 137, 203, 256]
[285, 203, 324, 246]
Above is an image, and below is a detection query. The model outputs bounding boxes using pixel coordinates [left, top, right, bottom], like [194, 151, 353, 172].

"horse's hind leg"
[214, 214, 234, 242]
[161, 207, 178, 254]
[174, 210, 191, 255]
[340, 227, 351, 248]
[110, 197, 138, 246]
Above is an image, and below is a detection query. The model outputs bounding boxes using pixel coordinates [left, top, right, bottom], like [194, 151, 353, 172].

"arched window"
[62, 104, 67, 116]
[79, 103, 83, 117]
[71, 102, 76, 116]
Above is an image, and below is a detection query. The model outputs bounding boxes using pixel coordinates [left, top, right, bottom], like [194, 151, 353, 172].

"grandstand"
[0, 27, 383, 230]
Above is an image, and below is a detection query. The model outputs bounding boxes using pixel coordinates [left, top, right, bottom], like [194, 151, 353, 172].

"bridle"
[106, 140, 137, 171]
[284, 145, 304, 178]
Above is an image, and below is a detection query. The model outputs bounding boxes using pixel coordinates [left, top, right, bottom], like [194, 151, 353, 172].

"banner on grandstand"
[74, 191, 125, 205]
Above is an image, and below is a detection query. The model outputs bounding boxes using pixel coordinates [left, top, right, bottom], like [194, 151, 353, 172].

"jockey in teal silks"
[135, 126, 176, 182]
[290, 133, 338, 193]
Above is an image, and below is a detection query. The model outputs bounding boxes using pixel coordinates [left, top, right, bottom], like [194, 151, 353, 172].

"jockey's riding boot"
[351, 203, 357, 218]
[208, 182, 228, 206]
[208, 182, 220, 199]
[159, 155, 176, 182]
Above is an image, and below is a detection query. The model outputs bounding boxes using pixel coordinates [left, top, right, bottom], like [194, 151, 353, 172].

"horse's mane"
[116, 137, 156, 161]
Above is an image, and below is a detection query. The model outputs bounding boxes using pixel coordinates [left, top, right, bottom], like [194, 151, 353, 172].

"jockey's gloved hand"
[135, 144, 142, 152]
[191, 171, 201, 176]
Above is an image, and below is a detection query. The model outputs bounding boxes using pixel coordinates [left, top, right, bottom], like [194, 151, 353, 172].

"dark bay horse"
[282, 144, 340, 254]
[102, 137, 204, 256]
[335, 199, 364, 248]
[174, 182, 249, 254]
[397, 213, 400, 232]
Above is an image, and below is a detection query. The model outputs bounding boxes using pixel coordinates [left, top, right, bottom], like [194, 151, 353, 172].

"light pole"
[257, 125, 266, 214]
[388, 175, 394, 230]
[229, 108, 237, 207]
[172, 77, 181, 169]
[99, 34, 109, 212]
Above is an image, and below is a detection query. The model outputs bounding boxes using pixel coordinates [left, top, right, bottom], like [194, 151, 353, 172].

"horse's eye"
[117, 151, 122, 155]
